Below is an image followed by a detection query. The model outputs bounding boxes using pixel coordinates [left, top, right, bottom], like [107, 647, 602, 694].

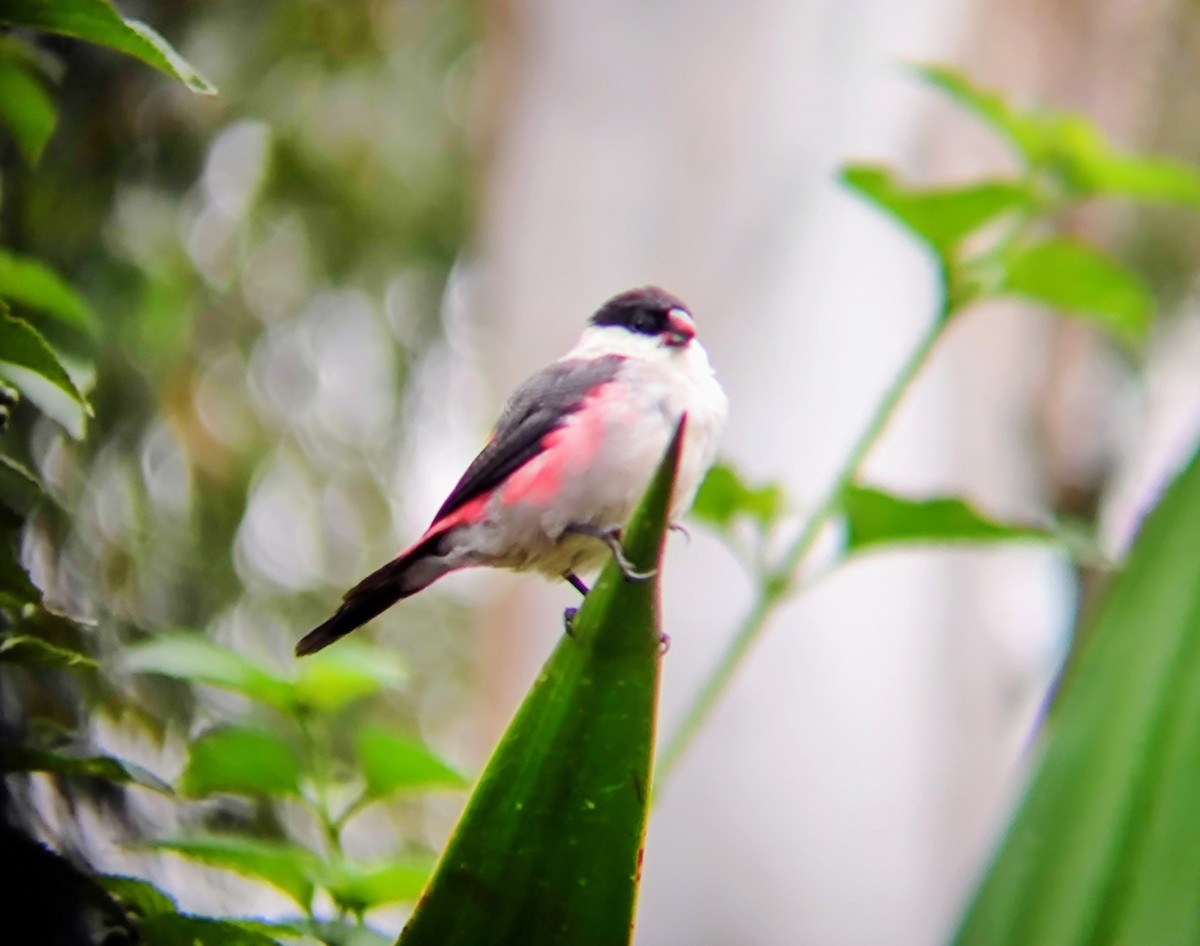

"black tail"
[295, 545, 444, 656]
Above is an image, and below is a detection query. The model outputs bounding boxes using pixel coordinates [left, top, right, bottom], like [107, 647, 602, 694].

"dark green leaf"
[1001, 239, 1153, 344]
[692, 462, 785, 532]
[0, 454, 45, 515]
[954, 436, 1200, 945]
[354, 727, 467, 802]
[292, 640, 407, 712]
[97, 875, 177, 919]
[841, 485, 1054, 553]
[317, 857, 433, 912]
[0, 634, 97, 670]
[179, 726, 301, 798]
[399, 420, 683, 946]
[0, 313, 90, 437]
[841, 165, 1032, 253]
[147, 837, 317, 910]
[0, 744, 171, 792]
[124, 634, 295, 711]
[0, 252, 98, 334]
[0, 0, 216, 95]
[0, 58, 56, 164]
[140, 914, 282, 946]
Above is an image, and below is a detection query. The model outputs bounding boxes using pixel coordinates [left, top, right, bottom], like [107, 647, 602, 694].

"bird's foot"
[565, 523, 657, 582]
[658, 632, 671, 655]
[563, 607, 579, 637]
[668, 522, 691, 543]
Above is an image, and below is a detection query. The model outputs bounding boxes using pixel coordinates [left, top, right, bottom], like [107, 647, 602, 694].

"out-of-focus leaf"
[0, 313, 90, 436]
[0, 745, 171, 792]
[317, 858, 433, 912]
[692, 462, 785, 532]
[354, 727, 467, 802]
[124, 635, 295, 711]
[1001, 239, 1152, 344]
[139, 914, 282, 946]
[841, 165, 1031, 253]
[0, 526, 41, 606]
[97, 875, 177, 919]
[399, 421, 682, 946]
[0, 252, 98, 334]
[0, 454, 45, 515]
[292, 640, 407, 712]
[954, 437, 1200, 945]
[148, 837, 317, 910]
[295, 919, 392, 946]
[179, 726, 301, 798]
[914, 64, 1040, 160]
[0, 634, 97, 670]
[0, 58, 56, 164]
[841, 485, 1055, 553]
[0, 0, 216, 95]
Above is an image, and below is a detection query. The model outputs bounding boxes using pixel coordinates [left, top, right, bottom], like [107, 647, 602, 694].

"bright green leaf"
[179, 726, 301, 798]
[399, 420, 682, 946]
[292, 640, 407, 712]
[954, 436, 1200, 945]
[0, 634, 97, 670]
[841, 165, 1032, 253]
[354, 727, 467, 802]
[124, 634, 295, 711]
[1001, 239, 1153, 344]
[0, 252, 98, 334]
[0, 0, 216, 95]
[0, 57, 56, 164]
[0, 744, 172, 792]
[841, 485, 1055, 553]
[0, 314, 90, 436]
[148, 837, 317, 910]
[913, 64, 1040, 161]
[97, 875, 178, 919]
[139, 914, 282, 946]
[692, 462, 785, 532]
[317, 857, 433, 912]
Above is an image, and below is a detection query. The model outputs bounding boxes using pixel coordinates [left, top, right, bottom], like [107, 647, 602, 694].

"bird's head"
[580, 287, 698, 360]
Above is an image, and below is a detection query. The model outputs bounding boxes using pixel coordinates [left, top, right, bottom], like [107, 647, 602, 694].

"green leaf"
[0, 634, 97, 670]
[97, 875, 178, 919]
[0, 252, 99, 334]
[0, 57, 56, 164]
[317, 857, 434, 912]
[399, 420, 683, 946]
[148, 837, 317, 910]
[841, 485, 1055, 553]
[124, 634, 295, 711]
[954, 436, 1200, 945]
[1000, 239, 1153, 344]
[0, 313, 90, 437]
[0, 0, 216, 95]
[293, 640, 407, 712]
[354, 727, 467, 802]
[0, 454, 45, 515]
[913, 64, 1040, 161]
[0, 744, 172, 792]
[139, 914, 282, 946]
[692, 462, 785, 532]
[179, 726, 301, 798]
[841, 165, 1032, 253]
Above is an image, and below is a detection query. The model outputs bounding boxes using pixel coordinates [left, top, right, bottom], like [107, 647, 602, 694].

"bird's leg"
[564, 523, 657, 582]
[563, 571, 590, 596]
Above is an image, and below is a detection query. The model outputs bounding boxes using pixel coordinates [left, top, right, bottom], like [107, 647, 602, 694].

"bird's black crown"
[590, 286, 689, 337]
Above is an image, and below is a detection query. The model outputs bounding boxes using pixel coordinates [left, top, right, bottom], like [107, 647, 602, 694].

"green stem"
[658, 304, 949, 784]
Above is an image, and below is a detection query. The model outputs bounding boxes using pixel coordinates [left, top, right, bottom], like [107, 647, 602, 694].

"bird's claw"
[668, 522, 691, 543]
[658, 632, 671, 655]
[563, 607, 579, 637]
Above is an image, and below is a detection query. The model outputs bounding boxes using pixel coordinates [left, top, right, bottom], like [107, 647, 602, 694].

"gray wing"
[431, 355, 625, 523]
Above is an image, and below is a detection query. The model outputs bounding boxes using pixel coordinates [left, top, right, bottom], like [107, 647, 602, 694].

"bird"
[295, 286, 728, 656]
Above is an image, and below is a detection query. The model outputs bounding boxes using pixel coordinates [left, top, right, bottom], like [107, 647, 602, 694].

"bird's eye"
[631, 310, 658, 333]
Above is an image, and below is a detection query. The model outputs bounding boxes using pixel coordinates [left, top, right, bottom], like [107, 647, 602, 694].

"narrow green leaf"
[0, 314, 90, 436]
[179, 726, 301, 798]
[954, 437, 1200, 945]
[148, 837, 317, 910]
[354, 727, 467, 802]
[293, 640, 407, 712]
[97, 875, 178, 919]
[1001, 239, 1153, 343]
[139, 914, 282, 946]
[124, 634, 295, 711]
[0, 0, 216, 95]
[841, 485, 1055, 553]
[0, 57, 56, 164]
[0, 454, 45, 515]
[913, 65, 1040, 161]
[841, 165, 1032, 253]
[692, 462, 785, 532]
[0, 633, 97, 670]
[317, 858, 434, 912]
[398, 421, 684, 946]
[0, 744, 171, 792]
[0, 252, 99, 334]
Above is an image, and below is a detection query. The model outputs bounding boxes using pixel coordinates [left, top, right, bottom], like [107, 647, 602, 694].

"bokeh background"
[7, 1, 1200, 944]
